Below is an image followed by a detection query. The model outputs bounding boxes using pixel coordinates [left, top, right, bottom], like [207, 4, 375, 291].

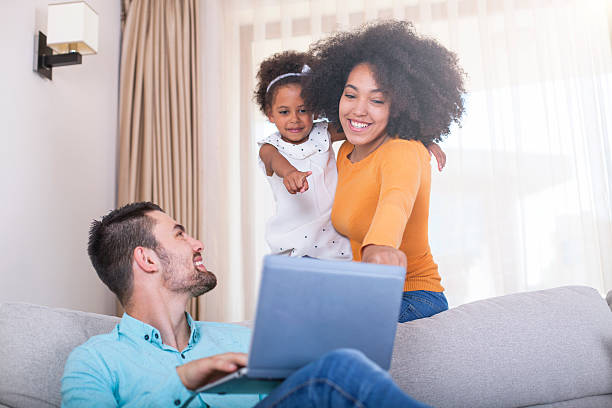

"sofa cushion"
[390, 285, 612, 408]
[0, 302, 119, 408]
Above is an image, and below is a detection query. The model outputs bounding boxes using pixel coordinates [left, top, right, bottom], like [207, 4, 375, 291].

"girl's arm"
[259, 144, 311, 194]
[426, 142, 446, 171]
[328, 122, 346, 143]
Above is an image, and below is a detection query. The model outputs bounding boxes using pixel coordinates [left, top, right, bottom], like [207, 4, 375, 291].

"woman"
[303, 21, 465, 322]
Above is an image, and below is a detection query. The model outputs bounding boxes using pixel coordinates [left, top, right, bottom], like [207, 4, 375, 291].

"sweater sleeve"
[360, 142, 422, 254]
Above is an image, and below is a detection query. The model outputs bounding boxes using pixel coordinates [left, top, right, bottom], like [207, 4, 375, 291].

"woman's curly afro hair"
[254, 50, 313, 115]
[303, 20, 466, 144]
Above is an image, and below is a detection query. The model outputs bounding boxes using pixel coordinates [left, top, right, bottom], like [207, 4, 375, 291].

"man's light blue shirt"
[61, 312, 262, 407]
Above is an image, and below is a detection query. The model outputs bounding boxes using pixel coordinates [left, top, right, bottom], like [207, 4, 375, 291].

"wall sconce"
[35, 1, 99, 80]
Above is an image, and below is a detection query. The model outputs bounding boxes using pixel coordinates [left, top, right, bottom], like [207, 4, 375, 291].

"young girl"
[255, 51, 352, 260]
[255, 50, 445, 261]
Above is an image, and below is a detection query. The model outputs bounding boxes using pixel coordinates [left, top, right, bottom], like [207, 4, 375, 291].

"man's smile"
[193, 253, 206, 271]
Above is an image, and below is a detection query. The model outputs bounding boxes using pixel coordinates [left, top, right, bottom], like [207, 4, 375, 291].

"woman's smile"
[347, 119, 372, 131]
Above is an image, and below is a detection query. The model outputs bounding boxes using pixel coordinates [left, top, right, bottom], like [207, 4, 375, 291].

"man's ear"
[133, 246, 158, 274]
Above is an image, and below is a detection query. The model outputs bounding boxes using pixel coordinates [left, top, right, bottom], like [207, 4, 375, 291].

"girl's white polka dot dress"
[258, 121, 352, 260]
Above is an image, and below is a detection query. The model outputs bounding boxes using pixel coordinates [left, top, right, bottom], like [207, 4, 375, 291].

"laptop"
[196, 254, 405, 395]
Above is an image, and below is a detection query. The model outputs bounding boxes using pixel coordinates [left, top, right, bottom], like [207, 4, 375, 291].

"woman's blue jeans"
[398, 290, 448, 323]
[254, 349, 430, 408]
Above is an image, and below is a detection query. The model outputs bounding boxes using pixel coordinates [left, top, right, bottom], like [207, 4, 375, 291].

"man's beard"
[156, 247, 217, 297]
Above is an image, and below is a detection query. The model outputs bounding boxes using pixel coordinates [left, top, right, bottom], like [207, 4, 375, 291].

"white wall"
[0, 0, 121, 315]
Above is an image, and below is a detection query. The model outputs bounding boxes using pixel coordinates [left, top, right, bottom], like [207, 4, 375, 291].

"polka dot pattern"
[257, 121, 353, 261]
[258, 122, 330, 160]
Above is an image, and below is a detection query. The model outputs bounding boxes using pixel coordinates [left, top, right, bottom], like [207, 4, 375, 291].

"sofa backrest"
[0, 302, 119, 408]
[2, 286, 611, 408]
[390, 285, 612, 408]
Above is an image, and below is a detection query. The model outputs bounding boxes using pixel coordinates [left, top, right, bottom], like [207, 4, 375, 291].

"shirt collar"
[185, 312, 200, 344]
[118, 312, 200, 348]
[262, 121, 329, 160]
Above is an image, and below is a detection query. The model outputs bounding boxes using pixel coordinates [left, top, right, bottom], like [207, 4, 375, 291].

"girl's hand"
[284, 170, 312, 194]
[361, 244, 407, 268]
[427, 142, 446, 171]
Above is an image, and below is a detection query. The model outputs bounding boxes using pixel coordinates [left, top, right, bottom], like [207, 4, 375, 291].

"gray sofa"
[2, 285, 612, 408]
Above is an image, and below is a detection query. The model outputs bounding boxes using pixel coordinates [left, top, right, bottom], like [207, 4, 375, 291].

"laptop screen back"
[247, 255, 405, 378]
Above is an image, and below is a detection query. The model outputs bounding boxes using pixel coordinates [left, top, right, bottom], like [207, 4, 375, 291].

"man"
[61, 202, 430, 407]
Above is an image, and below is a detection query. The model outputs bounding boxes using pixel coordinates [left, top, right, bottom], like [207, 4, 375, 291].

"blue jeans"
[254, 349, 430, 408]
[398, 291, 448, 323]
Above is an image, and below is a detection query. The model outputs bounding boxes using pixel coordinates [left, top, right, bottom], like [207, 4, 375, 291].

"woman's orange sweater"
[332, 138, 443, 293]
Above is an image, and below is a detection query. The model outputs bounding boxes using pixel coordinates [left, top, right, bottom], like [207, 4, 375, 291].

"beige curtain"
[118, 0, 202, 318]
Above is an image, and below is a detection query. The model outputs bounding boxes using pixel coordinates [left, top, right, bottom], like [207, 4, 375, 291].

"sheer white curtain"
[199, 0, 612, 322]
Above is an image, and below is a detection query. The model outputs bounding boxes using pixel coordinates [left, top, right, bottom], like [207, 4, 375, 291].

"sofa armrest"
[0, 302, 119, 408]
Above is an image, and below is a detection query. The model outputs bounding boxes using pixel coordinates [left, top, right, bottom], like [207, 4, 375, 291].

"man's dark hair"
[87, 202, 163, 306]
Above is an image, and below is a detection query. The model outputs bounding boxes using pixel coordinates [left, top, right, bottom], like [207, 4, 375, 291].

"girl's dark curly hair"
[303, 20, 466, 144]
[254, 50, 313, 115]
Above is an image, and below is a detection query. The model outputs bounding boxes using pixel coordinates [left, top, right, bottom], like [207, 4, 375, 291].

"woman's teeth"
[350, 120, 369, 128]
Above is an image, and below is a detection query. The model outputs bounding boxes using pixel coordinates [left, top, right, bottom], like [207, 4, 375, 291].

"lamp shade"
[47, 1, 98, 55]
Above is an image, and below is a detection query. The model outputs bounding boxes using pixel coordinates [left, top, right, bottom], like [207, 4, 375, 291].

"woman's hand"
[361, 244, 407, 268]
[283, 170, 311, 194]
[176, 352, 247, 391]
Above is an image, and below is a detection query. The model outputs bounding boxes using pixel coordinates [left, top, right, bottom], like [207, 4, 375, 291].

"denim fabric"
[255, 349, 431, 408]
[398, 290, 448, 323]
